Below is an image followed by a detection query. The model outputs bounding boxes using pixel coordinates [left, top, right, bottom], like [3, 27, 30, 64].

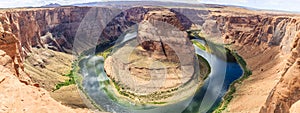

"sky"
[0, 0, 299, 12]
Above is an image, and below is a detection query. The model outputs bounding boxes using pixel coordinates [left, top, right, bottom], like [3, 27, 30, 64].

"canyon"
[0, 3, 300, 113]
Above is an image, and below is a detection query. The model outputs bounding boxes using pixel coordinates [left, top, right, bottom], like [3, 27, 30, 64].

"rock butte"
[0, 3, 299, 113]
[104, 19, 202, 104]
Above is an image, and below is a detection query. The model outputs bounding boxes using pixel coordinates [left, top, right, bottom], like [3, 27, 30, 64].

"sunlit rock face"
[104, 19, 201, 104]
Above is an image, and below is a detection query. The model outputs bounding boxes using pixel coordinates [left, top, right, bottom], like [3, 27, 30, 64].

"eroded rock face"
[260, 28, 300, 113]
[0, 32, 30, 84]
[260, 58, 300, 113]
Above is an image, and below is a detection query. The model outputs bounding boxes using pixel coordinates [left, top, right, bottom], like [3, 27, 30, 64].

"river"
[76, 37, 243, 113]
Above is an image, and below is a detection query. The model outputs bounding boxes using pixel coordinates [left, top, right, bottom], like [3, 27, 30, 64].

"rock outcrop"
[103, 10, 199, 104]
[0, 31, 29, 83]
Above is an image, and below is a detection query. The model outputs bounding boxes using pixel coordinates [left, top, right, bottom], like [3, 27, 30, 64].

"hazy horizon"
[0, 0, 299, 13]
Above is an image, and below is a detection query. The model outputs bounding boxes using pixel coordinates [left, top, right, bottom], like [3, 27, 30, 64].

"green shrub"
[53, 70, 76, 91]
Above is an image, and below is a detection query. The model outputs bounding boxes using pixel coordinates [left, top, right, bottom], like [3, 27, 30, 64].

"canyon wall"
[0, 6, 300, 113]
[1, 7, 91, 52]
[201, 9, 300, 113]
[214, 13, 300, 113]
[0, 7, 90, 81]
[172, 7, 300, 112]
[0, 7, 193, 73]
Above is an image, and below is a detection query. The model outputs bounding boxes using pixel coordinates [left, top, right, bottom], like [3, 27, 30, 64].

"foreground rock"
[0, 50, 92, 113]
[290, 100, 300, 113]
[0, 31, 30, 84]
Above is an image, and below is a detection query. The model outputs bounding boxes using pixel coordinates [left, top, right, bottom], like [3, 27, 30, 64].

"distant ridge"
[72, 1, 218, 8]
[42, 3, 61, 8]
[38, 1, 299, 14]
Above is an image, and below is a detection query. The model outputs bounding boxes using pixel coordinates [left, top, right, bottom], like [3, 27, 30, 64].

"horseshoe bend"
[103, 19, 202, 104]
[0, 1, 300, 113]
